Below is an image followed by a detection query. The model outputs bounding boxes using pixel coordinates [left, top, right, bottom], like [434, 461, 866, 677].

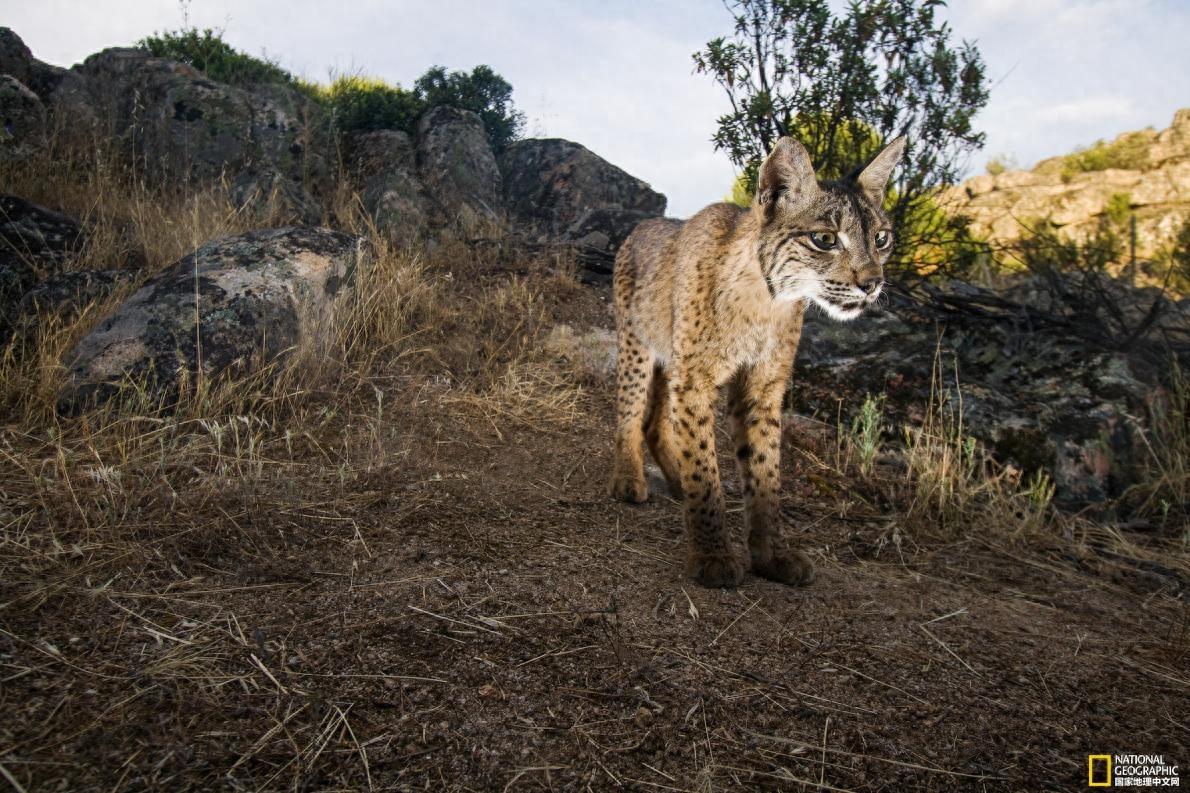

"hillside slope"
[946, 109, 1190, 258]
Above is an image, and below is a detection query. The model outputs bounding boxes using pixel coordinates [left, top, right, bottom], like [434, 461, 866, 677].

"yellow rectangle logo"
[1088, 755, 1112, 787]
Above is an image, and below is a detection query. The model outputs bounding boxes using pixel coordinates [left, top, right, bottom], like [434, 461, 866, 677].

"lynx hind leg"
[609, 327, 655, 504]
[644, 367, 684, 499]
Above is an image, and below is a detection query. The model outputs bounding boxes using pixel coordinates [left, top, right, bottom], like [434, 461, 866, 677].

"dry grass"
[827, 348, 1190, 592]
[1129, 360, 1190, 536]
[898, 353, 1055, 540]
[832, 351, 1055, 542]
[0, 140, 587, 674]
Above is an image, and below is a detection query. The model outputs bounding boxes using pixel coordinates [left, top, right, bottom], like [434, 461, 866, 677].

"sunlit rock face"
[945, 109, 1190, 260]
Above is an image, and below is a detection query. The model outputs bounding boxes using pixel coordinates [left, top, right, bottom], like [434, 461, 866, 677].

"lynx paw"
[610, 475, 648, 504]
[688, 552, 745, 588]
[752, 548, 815, 586]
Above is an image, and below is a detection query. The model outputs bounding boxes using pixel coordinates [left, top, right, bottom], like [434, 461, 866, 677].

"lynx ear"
[856, 136, 906, 203]
[756, 137, 819, 214]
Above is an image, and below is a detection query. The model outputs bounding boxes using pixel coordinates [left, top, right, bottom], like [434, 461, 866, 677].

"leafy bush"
[138, 28, 295, 87]
[1105, 192, 1133, 227]
[694, 0, 989, 273]
[985, 154, 1017, 177]
[315, 75, 422, 135]
[1061, 133, 1150, 180]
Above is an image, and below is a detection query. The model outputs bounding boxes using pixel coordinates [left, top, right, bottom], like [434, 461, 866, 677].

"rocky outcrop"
[1, 27, 669, 257]
[0, 74, 45, 154]
[68, 48, 328, 192]
[792, 284, 1185, 506]
[947, 109, 1190, 259]
[415, 106, 504, 234]
[0, 28, 327, 215]
[59, 227, 369, 412]
[0, 27, 66, 98]
[0, 195, 85, 341]
[348, 129, 429, 239]
[500, 138, 667, 252]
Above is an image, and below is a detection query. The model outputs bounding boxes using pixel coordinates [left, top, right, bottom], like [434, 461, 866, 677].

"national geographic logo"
[1090, 755, 1111, 787]
[1089, 754, 1181, 788]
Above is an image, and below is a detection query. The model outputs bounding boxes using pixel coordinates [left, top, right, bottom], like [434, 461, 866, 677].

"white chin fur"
[811, 296, 865, 322]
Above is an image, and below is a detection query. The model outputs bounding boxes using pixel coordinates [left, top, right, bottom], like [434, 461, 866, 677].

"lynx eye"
[875, 230, 892, 250]
[808, 231, 838, 251]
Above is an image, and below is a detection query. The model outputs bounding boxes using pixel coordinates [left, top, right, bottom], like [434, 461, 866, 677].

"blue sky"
[7, 0, 1189, 216]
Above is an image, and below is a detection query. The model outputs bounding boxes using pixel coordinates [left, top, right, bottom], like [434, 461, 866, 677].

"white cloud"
[1035, 97, 1136, 125]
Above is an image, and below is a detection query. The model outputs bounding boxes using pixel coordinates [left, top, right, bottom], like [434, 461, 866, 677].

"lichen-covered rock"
[565, 207, 663, 254]
[500, 138, 666, 245]
[0, 75, 46, 155]
[791, 289, 1170, 506]
[0, 195, 84, 272]
[349, 130, 429, 238]
[19, 269, 135, 317]
[61, 47, 328, 189]
[59, 227, 369, 412]
[416, 106, 503, 234]
[1, 195, 85, 340]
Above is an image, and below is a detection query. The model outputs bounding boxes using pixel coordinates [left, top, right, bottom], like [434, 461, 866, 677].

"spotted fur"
[609, 136, 905, 587]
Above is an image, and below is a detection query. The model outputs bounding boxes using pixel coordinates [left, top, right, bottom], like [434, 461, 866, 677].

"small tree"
[694, 0, 989, 275]
[414, 65, 525, 152]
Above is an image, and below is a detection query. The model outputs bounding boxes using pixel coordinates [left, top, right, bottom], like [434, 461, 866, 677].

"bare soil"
[2, 262, 1187, 793]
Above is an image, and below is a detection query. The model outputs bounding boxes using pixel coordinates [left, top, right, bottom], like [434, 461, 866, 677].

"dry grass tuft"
[833, 351, 1055, 542]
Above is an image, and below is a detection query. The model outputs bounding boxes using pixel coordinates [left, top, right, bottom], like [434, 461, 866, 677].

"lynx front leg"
[727, 365, 814, 586]
[610, 329, 655, 503]
[670, 375, 743, 587]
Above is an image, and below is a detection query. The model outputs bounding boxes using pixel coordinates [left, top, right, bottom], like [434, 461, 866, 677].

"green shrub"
[315, 75, 422, 135]
[138, 28, 296, 87]
[985, 154, 1017, 177]
[1061, 133, 1150, 180]
[723, 173, 753, 207]
[1105, 192, 1133, 227]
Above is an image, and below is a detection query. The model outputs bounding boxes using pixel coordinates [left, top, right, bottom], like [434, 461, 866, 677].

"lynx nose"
[858, 277, 883, 295]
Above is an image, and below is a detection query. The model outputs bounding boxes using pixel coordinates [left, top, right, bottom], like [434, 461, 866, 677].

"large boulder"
[349, 129, 429, 239]
[791, 286, 1176, 506]
[0, 75, 45, 155]
[55, 46, 329, 191]
[415, 106, 503, 234]
[59, 227, 369, 412]
[500, 138, 667, 250]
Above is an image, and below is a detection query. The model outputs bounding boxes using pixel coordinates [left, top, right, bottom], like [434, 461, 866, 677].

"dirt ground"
[1, 261, 1187, 793]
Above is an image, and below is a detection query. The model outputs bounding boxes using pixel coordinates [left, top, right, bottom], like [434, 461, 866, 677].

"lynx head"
[753, 135, 906, 320]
